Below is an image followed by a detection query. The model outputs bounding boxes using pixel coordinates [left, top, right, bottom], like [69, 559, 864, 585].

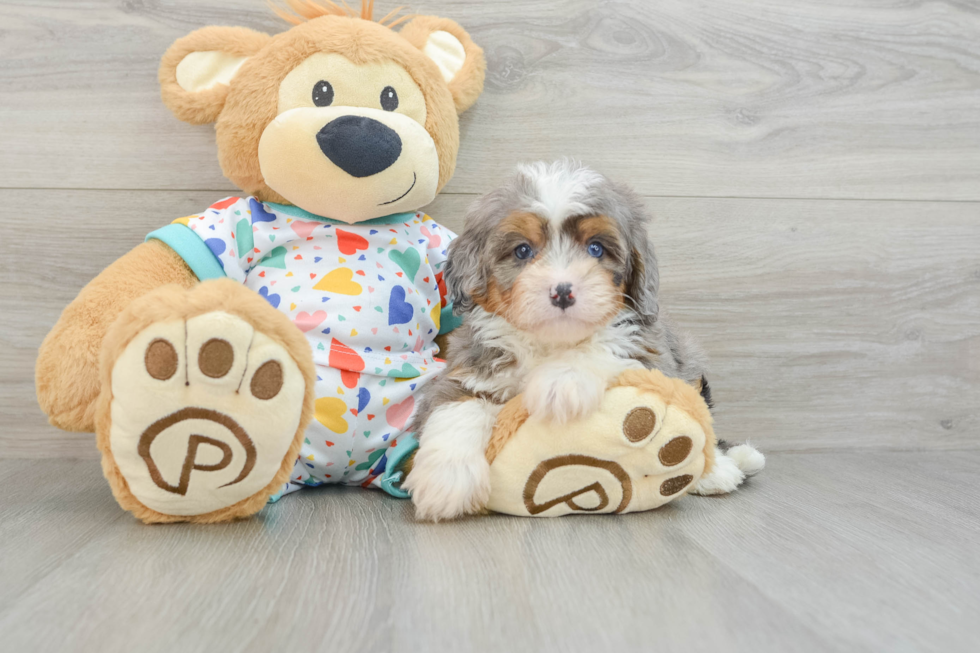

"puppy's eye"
[312, 81, 334, 107]
[381, 86, 399, 111]
[587, 242, 604, 258]
[514, 243, 534, 260]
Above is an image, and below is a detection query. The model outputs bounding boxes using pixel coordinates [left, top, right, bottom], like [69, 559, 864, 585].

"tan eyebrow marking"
[500, 211, 548, 249]
[572, 214, 620, 244]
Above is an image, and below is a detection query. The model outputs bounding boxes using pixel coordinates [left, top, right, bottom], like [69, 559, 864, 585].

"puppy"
[404, 161, 764, 521]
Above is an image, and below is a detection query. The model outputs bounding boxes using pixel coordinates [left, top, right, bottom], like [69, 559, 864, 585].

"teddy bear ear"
[159, 26, 271, 125]
[399, 16, 486, 114]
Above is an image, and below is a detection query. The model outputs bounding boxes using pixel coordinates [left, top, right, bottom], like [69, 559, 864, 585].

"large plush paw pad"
[107, 312, 305, 517]
[487, 371, 712, 517]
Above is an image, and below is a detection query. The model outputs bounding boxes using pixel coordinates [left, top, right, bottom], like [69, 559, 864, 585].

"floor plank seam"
[4, 187, 980, 205]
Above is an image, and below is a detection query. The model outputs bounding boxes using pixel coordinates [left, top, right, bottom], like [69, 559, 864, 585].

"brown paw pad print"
[108, 311, 307, 516]
[198, 338, 234, 378]
[143, 334, 283, 400]
[621, 406, 695, 495]
[145, 338, 178, 380]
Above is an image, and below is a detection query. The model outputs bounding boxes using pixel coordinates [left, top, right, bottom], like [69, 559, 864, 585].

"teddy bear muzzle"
[258, 105, 440, 223]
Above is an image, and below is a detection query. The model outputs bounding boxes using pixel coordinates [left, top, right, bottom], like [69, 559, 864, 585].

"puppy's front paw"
[404, 447, 491, 522]
[524, 367, 607, 424]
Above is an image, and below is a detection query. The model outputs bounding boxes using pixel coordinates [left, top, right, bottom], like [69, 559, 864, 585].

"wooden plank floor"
[1, 1, 978, 651]
[1, 454, 979, 653]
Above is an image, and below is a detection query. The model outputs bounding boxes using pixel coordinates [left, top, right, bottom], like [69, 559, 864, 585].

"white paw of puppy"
[523, 365, 608, 425]
[404, 446, 491, 522]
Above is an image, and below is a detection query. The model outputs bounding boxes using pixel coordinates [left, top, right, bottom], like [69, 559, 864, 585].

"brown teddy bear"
[35, 1, 735, 524]
[35, 1, 486, 523]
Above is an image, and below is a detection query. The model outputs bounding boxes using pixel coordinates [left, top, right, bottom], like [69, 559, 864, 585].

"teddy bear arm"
[36, 240, 198, 432]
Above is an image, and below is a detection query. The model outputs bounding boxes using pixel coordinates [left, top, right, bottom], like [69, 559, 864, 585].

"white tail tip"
[726, 444, 766, 476]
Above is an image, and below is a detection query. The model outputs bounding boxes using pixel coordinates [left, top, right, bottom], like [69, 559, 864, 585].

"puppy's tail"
[717, 439, 766, 477]
[691, 441, 766, 496]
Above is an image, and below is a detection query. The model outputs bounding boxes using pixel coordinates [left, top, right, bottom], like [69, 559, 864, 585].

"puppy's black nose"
[551, 283, 575, 310]
[316, 116, 402, 178]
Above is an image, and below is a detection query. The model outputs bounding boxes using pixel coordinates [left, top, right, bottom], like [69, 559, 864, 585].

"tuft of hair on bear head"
[270, 0, 413, 28]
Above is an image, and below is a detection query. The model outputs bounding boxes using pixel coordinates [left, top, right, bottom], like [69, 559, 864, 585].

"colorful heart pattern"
[315, 397, 348, 434]
[385, 395, 415, 429]
[387, 286, 414, 325]
[420, 224, 441, 248]
[329, 337, 365, 372]
[258, 246, 287, 269]
[168, 198, 459, 492]
[258, 286, 280, 308]
[290, 219, 320, 239]
[294, 310, 328, 332]
[388, 247, 421, 280]
[313, 268, 362, 295]
[248, 198, 277, 223]
[337, 229, 369, 255]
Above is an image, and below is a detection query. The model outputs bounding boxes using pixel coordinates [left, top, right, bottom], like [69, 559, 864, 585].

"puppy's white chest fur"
[455, 309, 642, 422]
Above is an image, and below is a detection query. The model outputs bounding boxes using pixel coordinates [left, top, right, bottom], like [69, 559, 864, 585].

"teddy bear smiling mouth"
[378, 171, 417, 206]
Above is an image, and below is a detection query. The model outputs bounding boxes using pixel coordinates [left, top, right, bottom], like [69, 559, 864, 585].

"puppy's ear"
[444, 227, 486, 316]
[625, 212, 660, 320]
[159, 26, 270, 125]
[399, 16, 486, 114]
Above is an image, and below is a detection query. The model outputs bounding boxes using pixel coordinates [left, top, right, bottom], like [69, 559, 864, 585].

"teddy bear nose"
[316, 115, 403, 178]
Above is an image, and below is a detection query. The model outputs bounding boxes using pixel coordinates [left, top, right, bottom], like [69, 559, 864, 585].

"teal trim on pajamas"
[379, 432, 419, 499]
[265, 202, 417, 226]
[439, 304, 464, 335]
[146, 223, 226, 281]
[267, 487, 285, 504]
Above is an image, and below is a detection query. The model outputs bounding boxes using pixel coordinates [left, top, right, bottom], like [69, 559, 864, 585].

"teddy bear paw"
[487, 374, 714, 516]
[101, 311, 307, 520]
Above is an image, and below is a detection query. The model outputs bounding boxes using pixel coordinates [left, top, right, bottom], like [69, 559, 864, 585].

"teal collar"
[265, 201, 416, 226]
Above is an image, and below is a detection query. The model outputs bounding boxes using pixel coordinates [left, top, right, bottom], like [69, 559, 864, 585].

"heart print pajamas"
[146, 197, 459, 499]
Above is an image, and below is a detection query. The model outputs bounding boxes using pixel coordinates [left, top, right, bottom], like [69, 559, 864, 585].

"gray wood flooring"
[1, 1, 978, 651]
[2, 454, 979, 653]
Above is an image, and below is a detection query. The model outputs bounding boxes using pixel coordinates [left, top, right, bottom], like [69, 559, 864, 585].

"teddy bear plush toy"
[35, 0, 718, 523]
[36, 1, 487, 523]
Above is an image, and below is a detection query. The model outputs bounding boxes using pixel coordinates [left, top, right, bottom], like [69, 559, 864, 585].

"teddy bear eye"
[380, 86, 399, 111]
[312, 80, 334, 107]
